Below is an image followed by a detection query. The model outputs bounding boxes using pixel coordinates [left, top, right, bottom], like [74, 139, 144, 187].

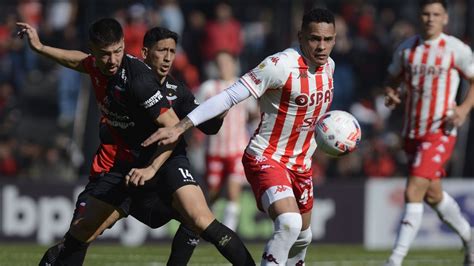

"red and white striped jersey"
[240, 47, 335, 173]
[198, 78, 255, 157]
[388, 33, 474, 139]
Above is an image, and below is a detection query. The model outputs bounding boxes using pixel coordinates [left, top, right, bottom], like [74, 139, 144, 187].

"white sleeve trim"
[187, 81, 251, 126]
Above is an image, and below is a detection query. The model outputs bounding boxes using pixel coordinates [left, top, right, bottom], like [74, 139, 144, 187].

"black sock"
[55, 232, 90, 266]
[200, 219, 255, 266]
[38, 242, 64, 266]
[167, 224, 200, 266]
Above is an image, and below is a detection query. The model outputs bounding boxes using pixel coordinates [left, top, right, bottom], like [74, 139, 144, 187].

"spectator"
[201, 1, 243, 79]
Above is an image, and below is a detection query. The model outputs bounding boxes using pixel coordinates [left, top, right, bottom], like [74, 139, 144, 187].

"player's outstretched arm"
[17, 22, 88, 73]
[142, 81, 252, 146]
[142, 116, 194, 147]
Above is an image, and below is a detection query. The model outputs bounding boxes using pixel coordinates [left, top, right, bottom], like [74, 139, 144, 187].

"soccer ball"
[315, 110, 362, 157]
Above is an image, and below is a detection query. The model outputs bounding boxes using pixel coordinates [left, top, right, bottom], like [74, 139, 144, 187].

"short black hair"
[419, 0, 448, 10]
[301, 8, 335, 30]
[88, 18, 123, 47]
[143, 27, 178, 48]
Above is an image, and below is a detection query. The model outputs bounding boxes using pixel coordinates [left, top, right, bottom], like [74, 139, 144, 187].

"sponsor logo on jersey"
[295, 94, 309, 106]
[141, 90, 164, 109]
[294, 89, 333, 107]
[408, 64, 445, 77]
[248, 71, 262, 85]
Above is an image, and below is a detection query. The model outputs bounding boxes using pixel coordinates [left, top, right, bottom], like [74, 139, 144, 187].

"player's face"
[142, 38, 176, 81]
[90, 39, 125, 76]
[420, 3, 448, 40]
[298, 22, 336, 67]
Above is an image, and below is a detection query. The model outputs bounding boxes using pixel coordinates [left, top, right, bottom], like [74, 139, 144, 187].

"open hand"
[16, 22, 44, 52]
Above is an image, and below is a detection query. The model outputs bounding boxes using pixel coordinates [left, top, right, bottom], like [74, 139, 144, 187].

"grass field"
[0, 243, 464, 266]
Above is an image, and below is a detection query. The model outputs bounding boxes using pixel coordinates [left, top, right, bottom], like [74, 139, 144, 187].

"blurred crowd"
[0, 0, 473, 183]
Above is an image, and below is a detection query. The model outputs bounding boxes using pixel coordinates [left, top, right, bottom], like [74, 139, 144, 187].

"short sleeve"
[239, 53, 287, 98]
[130, 73, 170, 118]
[453, 41, 474, 78]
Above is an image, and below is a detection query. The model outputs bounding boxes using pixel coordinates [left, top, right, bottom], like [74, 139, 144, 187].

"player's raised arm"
[17, 22, 88, 73]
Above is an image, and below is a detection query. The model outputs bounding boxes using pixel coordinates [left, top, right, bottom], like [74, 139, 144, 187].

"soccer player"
[143, 8, 337, 265]
[383, 1, 474, 265]
[198, 51, 257, 230]
[17, 19, 254, 265]
[71, 27, 225, 266]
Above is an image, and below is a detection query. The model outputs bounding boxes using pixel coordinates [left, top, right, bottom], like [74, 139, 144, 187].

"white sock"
[222, 201, 240, 231]
[262, 213, 302, 265]
[433, 191, 471, 244]
[389, 203, 423, 265]
[287, 228, 312, 265]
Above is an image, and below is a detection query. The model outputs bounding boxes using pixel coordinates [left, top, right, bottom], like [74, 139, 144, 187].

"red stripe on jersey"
[295, 68, 324, 168]
[263, 74, 293, 158]
[403, 38, 420, 137]
[281, 57, 309, 165]
[414, 43, 431, 138]
[251, 113, 265, 140]
[426, 39, 446, 132]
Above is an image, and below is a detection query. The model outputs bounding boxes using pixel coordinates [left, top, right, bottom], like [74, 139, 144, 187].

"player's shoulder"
[327, 57, 336, 72]
[443, 34, 472, 52]
[395, 35, 420, 51]
[124, 54, 153, 77]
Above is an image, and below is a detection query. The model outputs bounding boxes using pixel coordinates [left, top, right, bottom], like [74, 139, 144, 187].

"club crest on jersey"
[166, 81, 177, 90]
[120, 68, 127, 83]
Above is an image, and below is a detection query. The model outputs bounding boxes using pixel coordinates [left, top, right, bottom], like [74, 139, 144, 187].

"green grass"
[0, 243, 464, 266]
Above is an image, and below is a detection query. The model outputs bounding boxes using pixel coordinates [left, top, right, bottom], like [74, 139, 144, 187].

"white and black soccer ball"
[315, 110, 362, 157]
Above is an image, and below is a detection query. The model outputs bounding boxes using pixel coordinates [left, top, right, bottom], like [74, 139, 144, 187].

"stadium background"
[0, 0, 473, 254]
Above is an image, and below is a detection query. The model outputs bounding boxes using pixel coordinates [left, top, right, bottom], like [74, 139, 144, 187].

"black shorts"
[73, 173, 132, 220]
[73, 155, 199, 228]
[130, 155, 200, 228]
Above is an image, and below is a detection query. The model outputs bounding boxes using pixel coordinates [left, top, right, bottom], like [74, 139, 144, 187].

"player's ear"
[443, 14, 449, 26]
[141, 47, 148, 59]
